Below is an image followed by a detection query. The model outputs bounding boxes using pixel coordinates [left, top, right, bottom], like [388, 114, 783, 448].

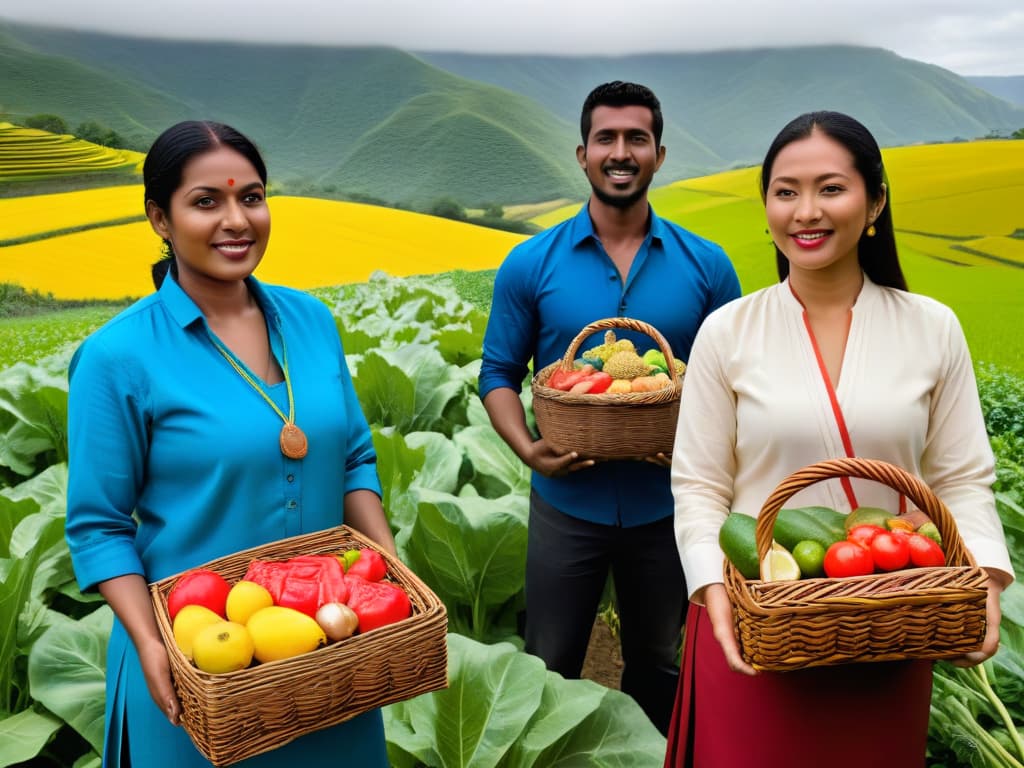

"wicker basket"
[724, 457, 989, 672]
[531, 317, 682, 459]
[150, 525, 448, 766]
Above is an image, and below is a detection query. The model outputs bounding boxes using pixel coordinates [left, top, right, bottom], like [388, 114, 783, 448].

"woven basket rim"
[723, 457, 988, 670]
[149, 525, 448, 765]
[530, 316, 683, 405]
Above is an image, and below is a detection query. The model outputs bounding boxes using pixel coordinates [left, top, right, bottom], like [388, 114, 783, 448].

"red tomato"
[907, 533, 946, 567]
[823, 540, 875, 578]
[166, 568, 232, 620]
[870, 532, 911, 571]
[847, 524, 886, 549]
[345, 549, 388, 582]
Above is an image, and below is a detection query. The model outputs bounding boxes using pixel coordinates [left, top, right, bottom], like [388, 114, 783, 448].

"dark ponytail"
[143, 121, 267, 288]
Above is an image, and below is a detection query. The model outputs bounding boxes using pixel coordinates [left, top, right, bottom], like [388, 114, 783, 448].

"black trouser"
[524, 489, 686, 735]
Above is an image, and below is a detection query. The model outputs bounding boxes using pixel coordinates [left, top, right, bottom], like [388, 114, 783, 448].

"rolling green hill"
[0, 38, 195, 151]
[0, 24, 588, 206]
[3, 21, 1023, 205]
[419, 48, 1024, 169]
[968, 76, 1024, 108]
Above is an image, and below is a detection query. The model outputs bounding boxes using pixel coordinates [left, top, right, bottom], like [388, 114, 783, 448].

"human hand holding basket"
[723, 457, 989, 672]
[531, 317, 682, 460]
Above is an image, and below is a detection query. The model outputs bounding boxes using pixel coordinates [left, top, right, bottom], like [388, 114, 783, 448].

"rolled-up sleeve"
[65, 336, 149, 591]
[479, 249, 536, 399]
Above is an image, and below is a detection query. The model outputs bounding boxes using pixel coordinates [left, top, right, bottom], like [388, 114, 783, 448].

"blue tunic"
[65, 275, 388, 767]
[479, 204, 741, 526]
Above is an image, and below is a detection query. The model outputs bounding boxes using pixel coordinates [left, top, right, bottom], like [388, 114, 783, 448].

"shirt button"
[286, 474, 295, 483]
[609, 274, 618, 281]
[286, 500, 297, 509]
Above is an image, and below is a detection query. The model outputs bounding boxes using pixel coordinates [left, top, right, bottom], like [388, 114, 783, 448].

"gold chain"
[209, 333, 296, 426]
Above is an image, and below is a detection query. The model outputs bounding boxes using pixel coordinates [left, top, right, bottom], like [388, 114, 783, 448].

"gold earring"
[866, 224, 876, 237]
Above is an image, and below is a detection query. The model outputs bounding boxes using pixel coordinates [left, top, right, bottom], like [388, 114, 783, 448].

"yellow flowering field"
[0, 197, 525, 299]
[0, 184, 144, 240]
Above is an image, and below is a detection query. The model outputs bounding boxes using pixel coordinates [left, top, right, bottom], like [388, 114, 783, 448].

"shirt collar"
[569, 202, 664, 248]
[781, 270, 881, 313]
[158, 272, 281, 330]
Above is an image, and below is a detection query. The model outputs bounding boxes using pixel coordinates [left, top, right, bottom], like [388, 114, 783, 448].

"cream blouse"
[672, 275, 1014, 597]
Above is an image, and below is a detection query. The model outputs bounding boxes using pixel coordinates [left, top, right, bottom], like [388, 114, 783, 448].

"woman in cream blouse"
[665, 111, 1013, 768]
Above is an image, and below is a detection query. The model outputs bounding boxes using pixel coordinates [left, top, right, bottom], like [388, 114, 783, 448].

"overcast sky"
[2, 0, 1022, 76]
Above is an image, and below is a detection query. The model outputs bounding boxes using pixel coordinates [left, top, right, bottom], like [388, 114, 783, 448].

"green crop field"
[532, 139, 1024, 373]
[3, 139, 1021, 373]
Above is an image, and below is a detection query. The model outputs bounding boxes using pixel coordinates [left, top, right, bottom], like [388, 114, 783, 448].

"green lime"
[792, 539, 826, 578]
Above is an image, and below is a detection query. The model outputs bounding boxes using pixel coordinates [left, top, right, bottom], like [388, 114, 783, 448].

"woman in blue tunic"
[65, 121, 395, 767]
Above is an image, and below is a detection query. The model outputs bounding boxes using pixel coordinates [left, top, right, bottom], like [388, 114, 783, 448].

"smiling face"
[577, 104, 666, 210]
[146, 145, 270, 291]
[764, 128, 885, 278]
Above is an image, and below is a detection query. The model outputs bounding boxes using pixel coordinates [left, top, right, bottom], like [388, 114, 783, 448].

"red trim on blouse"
[790, 282, 859, 510]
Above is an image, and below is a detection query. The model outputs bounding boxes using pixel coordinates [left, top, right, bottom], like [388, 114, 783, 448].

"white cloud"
[1, 0, 1022, 75]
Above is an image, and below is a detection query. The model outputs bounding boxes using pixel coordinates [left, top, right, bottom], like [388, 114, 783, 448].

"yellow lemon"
[191, 621, 255, 674]
[172, 604, 222, 660]
[761, 543, 802, 582]
[246, 606, 327, 663]
[225, 580, 274, 625]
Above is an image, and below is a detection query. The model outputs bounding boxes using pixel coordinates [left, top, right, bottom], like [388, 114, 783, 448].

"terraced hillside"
[0, 122, 143, 181]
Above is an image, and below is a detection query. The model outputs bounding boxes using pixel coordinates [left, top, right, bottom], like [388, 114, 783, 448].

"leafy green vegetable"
[384, 634, 665, 767]
[28, 606, 111, 753]
[0, 707, 63, 766]
[0, 358, 69, 478]
[398, 490, 527, 642]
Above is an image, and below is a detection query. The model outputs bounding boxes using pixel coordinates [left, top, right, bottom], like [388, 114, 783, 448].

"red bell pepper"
[244, 554, 348, 617]
[547, 364, 595, 391]
[584, 371, 613, 394]
[344, 574, 411, 633]
[342, 548, 388, 581]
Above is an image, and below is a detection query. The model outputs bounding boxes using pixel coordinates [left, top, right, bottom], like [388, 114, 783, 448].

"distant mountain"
[419, 48, 1024, 166]
[0, 34, 196, 149]
[3, 20, 1022, 205]
[0, 23, 588, 206]
[967, 76, 1024, 108]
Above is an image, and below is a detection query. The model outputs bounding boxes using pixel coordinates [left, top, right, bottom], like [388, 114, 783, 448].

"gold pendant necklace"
[210, 331, 308, 460]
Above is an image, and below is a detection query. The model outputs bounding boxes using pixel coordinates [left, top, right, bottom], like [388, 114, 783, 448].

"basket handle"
[754, 457, 975, 567]
[557, 317, 681, 386]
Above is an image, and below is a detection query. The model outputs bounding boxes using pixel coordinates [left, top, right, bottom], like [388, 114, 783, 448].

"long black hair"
[143, 121, 268, 288]
[759, 111, 907, 290]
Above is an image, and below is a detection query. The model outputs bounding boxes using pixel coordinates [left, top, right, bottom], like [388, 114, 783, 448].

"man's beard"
[590, 182, 649, 210]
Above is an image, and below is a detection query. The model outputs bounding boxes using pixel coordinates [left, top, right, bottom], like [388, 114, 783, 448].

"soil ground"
[580, 615, 623, 689]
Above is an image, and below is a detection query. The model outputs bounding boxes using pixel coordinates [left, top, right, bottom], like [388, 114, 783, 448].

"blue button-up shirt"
[479, 204, 740, 526]
[66, 274, 381, 588]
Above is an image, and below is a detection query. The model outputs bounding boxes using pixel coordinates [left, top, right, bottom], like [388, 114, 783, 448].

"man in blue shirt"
[478, 81, 740, 734]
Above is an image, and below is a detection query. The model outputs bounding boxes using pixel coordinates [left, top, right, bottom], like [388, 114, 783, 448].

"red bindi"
[227, 178, 235, 186]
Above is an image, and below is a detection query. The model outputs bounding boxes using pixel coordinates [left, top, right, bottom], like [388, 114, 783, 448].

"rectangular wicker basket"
[724, 458, 989, 671]
[531, 317, 682, 460]
[150, 525, 448, 766]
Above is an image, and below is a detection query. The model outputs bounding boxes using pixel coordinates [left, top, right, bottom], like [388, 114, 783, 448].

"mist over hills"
[966, 76, 1024, 107]
[3, 21, 1022, 206]
[419, 48, 1024, 165]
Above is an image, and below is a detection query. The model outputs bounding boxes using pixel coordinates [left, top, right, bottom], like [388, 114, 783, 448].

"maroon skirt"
[664, 603, 933, 768]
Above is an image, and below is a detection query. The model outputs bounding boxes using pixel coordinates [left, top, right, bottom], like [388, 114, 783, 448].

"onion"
[315, 602, 359, 642]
